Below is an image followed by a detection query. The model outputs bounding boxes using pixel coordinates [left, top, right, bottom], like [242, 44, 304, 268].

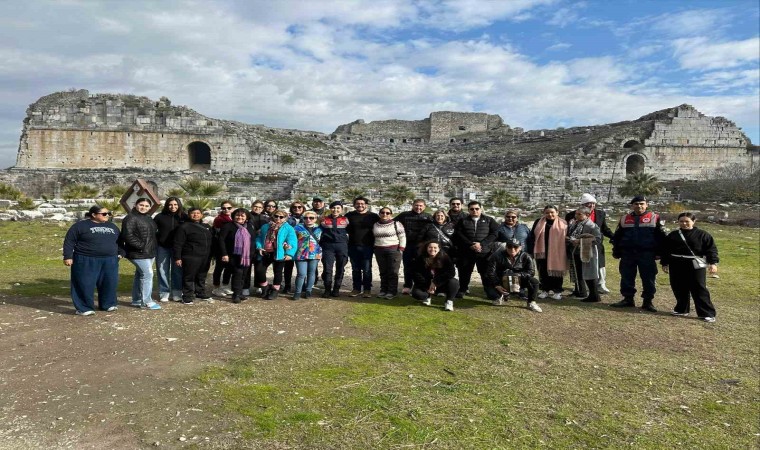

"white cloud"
[673, 37, 760, 70]
[546, 42, 572, 51]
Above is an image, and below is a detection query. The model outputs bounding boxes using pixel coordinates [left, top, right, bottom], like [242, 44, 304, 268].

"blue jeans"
[129, 258, 155, 305]
[295, 259, 319, 294]
[71, 254, 119, 312]
[156, 246, 182, 295]
[348, 245, 374, 291]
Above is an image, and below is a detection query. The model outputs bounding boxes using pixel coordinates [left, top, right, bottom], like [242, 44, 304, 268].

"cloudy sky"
[1, 0, 758, 168]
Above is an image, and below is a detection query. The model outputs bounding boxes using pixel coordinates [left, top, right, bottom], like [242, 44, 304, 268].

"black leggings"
[411, 278, 460, 301]
[212, 257, 231, 286]
[255, 253, 286, 287]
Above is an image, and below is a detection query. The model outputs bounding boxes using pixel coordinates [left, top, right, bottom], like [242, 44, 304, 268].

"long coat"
[565, 208, 613, 268]
[567, 219, 602, 280]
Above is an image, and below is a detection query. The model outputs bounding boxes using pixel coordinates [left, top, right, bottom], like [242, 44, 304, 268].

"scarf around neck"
[233, 223, 251, 266]
[533, 217, 567, 276]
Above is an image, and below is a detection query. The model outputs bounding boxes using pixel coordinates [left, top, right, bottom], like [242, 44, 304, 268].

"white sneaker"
[106, 306, 118, 312]
[671, 310, 689, 317]
[528, 301, 543, 313]
[76, 310, 95, 316]
[422, 296, 432, 306]
[242, 289, 250, 296]
[538, 291, 548, 299]
[436, 292, 446, 297]
[212, 287, 228, 297]
[159, 293, 170, 302]
[598, 285, 611, 294]
[222, 285, 234, 296]
[444, 300, 454, 311]
[171, 290, 183, 301]
[255, 288, 263, 295]
[492, 295, 505, 306]
[703, 317, 716, 323]
[552, 293, 562, 300]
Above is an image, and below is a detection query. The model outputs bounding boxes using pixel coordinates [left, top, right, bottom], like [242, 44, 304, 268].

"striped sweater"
[373, 220, 407, 252]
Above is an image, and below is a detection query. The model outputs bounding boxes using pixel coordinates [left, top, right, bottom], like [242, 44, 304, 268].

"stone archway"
[625, 154, 646, 175]
[187, 141, 211, 171]
[623, 139, 645, 152]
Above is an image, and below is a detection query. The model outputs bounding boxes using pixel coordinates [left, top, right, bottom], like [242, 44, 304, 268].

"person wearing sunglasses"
[453, 200, 499, 299]
[255, 209, 297, 300]
[247, 200, 269, 295]
[153, 197, 187, 302]
[447, 198, 466, 226]
[63, 205, 123, 316]
[211, 201, 235, 298]
[319, 201, 350, 297]
[292, 212, 323, 299]
[121, 198, 161, 309]
[372, 207, 406, 299]
[281, 202, 306, 294]
[495, 210, 530, 249]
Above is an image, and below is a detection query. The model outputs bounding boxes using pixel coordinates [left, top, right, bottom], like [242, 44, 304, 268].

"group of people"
[62, 192, 719, 322]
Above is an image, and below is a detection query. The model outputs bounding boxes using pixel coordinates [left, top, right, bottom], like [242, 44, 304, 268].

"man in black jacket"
[453, 200, 499, 298]
[394, 199, 432, 294]
[484, 239, 542, 312]
[345, 196, 380, 297]
[565, 193, 614, 293]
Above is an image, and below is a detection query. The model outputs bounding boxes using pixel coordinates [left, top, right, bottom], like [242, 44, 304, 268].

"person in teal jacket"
[255, 210, 297, 300]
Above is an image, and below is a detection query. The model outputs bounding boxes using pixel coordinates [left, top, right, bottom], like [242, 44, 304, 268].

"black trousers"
[321, 243, 348, 291]
[669, 259, 716, 318]
[619, 251, 657, 301]
[411, 278, 460, 301]
[255, 253, 286, 287]
[227, 255, 253, 296]
[212, 257, 231, 286]
[536, 258, 564, 292]
[456, 252, 490, 293]
[375, 250, 401, 294]
[283, 260, 294, 288]
[181, 256, 211, 300]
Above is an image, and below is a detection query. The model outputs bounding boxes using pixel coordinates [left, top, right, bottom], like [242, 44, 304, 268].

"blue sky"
[0, 0, 757, 168]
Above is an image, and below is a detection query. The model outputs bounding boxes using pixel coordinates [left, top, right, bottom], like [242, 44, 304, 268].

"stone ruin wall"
[338, 118, 430, 142]
[429, 111, 490, 143]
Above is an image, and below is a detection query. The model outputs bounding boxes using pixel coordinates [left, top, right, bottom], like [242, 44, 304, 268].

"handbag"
[677, 230, 708, 270]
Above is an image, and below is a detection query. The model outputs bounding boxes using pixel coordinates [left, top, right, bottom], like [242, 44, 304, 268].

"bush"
[670, 165, 760, 203]
[63, 183, 99, 200]
[0, 183, 23, 200]
[16, 197, 35, 210]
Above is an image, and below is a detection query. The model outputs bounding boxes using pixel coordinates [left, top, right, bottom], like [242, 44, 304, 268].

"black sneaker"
[455, 291, 465, 299]
[640, 302, 657, 313]
[182, 298, 194, 305]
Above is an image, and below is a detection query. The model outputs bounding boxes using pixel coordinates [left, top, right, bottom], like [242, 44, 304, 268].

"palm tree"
[178, 177, 225, 197]
[63, 183, 99, 200]
[386, 185, 415, 207]
[0, 183, 23, 200]
[103, 185, 128, 199]
[486, 189, 520, 208]
[618, 173, 663, 198]
[343, 187, 367, 201]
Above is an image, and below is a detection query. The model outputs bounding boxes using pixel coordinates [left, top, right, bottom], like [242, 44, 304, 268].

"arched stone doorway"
[187, 141, 211, 171]
[623, 139, 645, 152]
[625, 154, 646, 175]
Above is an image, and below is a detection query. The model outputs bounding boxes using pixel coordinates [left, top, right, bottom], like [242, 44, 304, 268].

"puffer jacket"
[173, 221, 213, 261]
[485, 248, 535, 288]
[120, 208, 158, 259]
[454, 215, 499, 257]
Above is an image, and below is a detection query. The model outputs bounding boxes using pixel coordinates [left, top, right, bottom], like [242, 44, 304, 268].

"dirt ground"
[0, 289, 352, 449]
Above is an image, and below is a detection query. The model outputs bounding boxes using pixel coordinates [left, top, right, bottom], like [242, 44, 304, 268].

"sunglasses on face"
[469, 207, 481, 211]
[273, 215, 287, 219]
[266, 205, 276, 208]
[222, 206, 233, 210]
[95, 212, 112, 216]
[379, 211, 392, 215]
[292, 206, 304, 209]
[450, 203, 461, 206]
[304, 216, 316, 220]
[505, 216, 517, 219]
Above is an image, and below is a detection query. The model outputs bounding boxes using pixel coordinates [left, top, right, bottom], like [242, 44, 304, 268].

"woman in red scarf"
[527, 205, 568, 300]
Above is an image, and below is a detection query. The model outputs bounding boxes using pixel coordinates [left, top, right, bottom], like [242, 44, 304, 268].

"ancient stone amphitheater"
[6, 89, 758, 205]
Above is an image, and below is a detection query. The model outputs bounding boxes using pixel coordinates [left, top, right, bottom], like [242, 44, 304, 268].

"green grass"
[194, 223, 759, 448]
[1, 221, 758, 448]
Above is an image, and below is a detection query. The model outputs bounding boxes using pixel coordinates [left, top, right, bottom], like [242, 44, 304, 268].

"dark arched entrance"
[188, 141, 211, 171]
[625, 154, 645, 175]
[623, 139, 645, 152]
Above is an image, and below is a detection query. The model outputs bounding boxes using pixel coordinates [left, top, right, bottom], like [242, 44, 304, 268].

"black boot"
[260, 285, 270, 298]
[232, 295, 242, 304]
[266, 288, 279, 300]
[640, 300, 657, 312]
[581, 280, 601, 302]
[322, 284, 332, 298]
[610, 297, 635, 307]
